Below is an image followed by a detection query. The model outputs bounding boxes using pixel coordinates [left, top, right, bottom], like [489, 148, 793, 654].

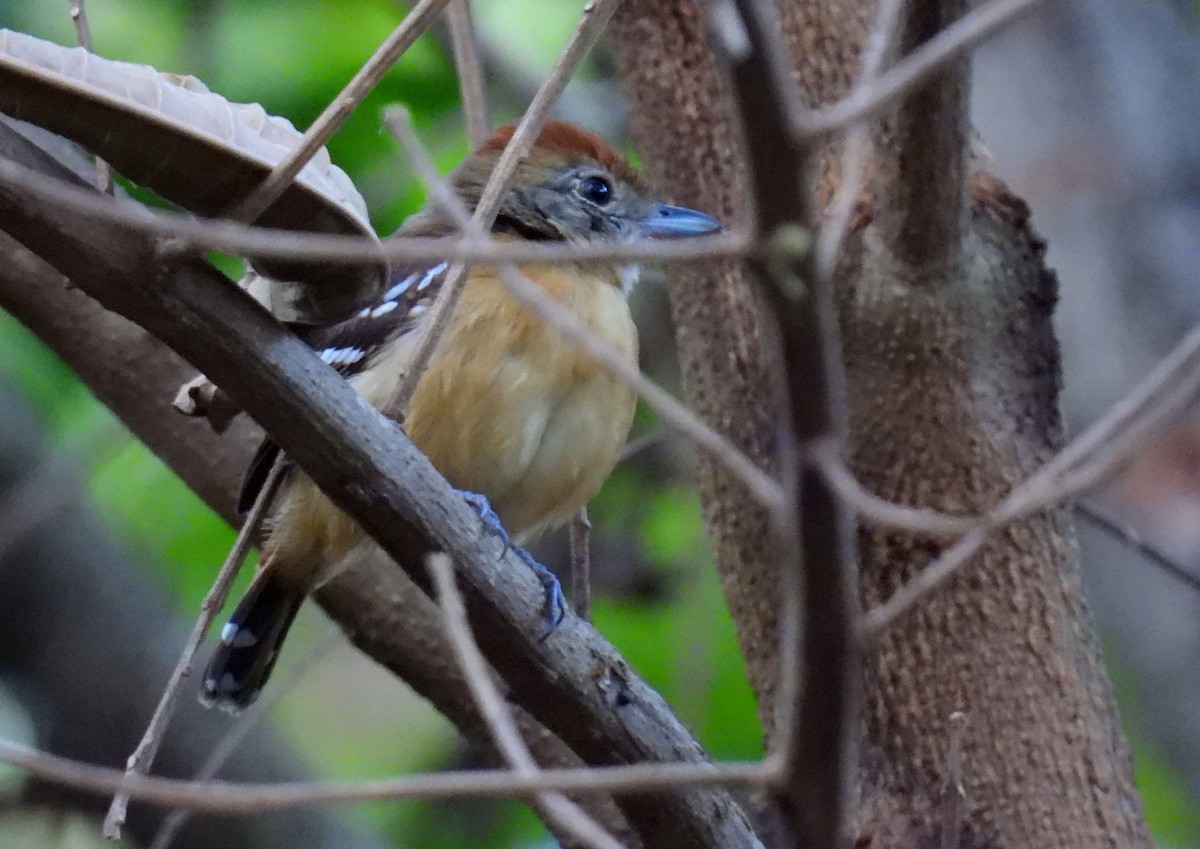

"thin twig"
[810, 439, 973, 536]
[618, 428, 669, 463]
[103, 460, 288, 839]
[430, 554, 625, 849]
[813, 0, 905, 282]
[447, 0, 491, 146]
[798, 0, 1047, 137]
[66, 0, 112, 194]
[0, 737, 772, 812]
[229, 0, 451, 223]
[67, 0, 94, 48]
[1076, 499, 1200, 595]
[385, 0, 624, 418]
[383, 107, 784, 515]
[569, 507, 592, 621]
[148, 630, 342, 849]
[941, 711, 968, 849]
[0, 156, 747, 267]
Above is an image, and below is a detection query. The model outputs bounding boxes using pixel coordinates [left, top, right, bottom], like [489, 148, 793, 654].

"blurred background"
[0, 0, 1198, 846]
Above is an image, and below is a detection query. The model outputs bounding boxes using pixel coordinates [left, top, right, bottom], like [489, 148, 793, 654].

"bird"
[201, 120, 722, 711]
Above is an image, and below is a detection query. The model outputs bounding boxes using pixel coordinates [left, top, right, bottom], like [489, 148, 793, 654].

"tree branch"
[724, 3, 858, 846]
[871, 0, 970, 274]
[0, 124, 761, 849]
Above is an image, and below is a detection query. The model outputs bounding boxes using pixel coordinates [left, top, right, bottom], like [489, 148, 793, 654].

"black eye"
[577, 175, 613, 205]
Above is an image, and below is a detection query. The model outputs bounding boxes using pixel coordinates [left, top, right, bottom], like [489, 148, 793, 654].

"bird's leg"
[456, 489, 568, 636]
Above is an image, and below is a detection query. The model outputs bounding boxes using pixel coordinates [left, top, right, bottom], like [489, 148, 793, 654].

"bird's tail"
[200, 566, 305, 712]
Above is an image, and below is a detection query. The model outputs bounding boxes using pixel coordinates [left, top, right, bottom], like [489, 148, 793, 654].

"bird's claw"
[457, 489, 567, 637]
[458, 489, 511, 556]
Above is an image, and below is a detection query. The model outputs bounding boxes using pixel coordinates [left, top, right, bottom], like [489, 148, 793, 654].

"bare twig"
[811, 439, 973, 536]
[0, 737, 772, 812]
[103, 459, 287, 839]
[386, 0, 624, 417]
[941, 711, 968, 849]
[447, 0, 491, 145]
[871, 0, 970, 274]
[66, 0, 112, 194]
[569, 507, 593, 621]
[67, 0, 94, 48]
[813, 0, 904, 282]
[618, 428, 669, 463]
[147, 630, 342, 849]
[0, 156, 746, 267]
[430, 554, 624, 849]
[229, 0, 451, 223]
[798, 0, 1047, 137]
[1076, 499, 1200, 595]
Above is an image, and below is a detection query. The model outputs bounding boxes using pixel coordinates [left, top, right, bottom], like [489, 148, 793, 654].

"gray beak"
[640, 204, 723, 238]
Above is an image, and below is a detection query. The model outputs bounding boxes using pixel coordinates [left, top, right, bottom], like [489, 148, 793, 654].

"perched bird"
[201, 120, 722, 711]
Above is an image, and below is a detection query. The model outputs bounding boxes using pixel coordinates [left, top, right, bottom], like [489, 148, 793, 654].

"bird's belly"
[404, 277, 637, 537]
[410, 356, 636, 537]
[494, 375, 635, 534]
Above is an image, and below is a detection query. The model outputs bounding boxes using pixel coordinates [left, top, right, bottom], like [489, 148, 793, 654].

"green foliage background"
[0, 1, 1196, 847]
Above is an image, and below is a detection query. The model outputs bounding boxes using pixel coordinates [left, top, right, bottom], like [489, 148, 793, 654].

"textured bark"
[611, 0, 785, 744]
[843, 182, 1148, 847]
[616, 0, 1151, 846]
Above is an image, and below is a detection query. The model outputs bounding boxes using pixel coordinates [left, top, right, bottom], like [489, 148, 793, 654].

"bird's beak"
[640, 204, 723, 238]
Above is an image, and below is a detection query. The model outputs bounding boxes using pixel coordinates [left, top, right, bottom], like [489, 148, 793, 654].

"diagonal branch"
[0, 126, 762, 849]
[446, 0, 491, 146]
[429, 554, 624, 849]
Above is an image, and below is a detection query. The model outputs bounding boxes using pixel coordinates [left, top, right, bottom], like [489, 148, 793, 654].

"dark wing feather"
[237, 438, 285, 515]
[301, 259, 448, 378]
[236, 261, 448, 513]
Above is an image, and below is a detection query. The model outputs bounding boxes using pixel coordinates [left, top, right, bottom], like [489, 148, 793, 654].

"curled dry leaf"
[0, 29, 386, 323]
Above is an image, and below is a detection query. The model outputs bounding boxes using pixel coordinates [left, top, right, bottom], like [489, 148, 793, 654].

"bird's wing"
[303, 259, 449, 378]
[236, 260, 450, 513]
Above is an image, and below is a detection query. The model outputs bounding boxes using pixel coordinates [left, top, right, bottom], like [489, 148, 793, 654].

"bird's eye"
[577, 175, 613, 206]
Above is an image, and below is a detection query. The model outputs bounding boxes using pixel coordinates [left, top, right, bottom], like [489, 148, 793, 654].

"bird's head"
[446, 121, 723, 244]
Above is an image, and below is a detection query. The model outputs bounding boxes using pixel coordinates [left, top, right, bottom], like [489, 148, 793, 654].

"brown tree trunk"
[614, 1, 1151, 846]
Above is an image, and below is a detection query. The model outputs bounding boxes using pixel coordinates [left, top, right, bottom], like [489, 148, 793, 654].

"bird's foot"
[457, 489, 567, 637]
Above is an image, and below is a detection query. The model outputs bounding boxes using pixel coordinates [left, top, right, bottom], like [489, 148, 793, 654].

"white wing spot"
[371, 300, 399, 318]
[220, 622, 238, 645]
[383, 271, 419, 303]
[417, 262, 447, 291]
[321, 347, 366, 366]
